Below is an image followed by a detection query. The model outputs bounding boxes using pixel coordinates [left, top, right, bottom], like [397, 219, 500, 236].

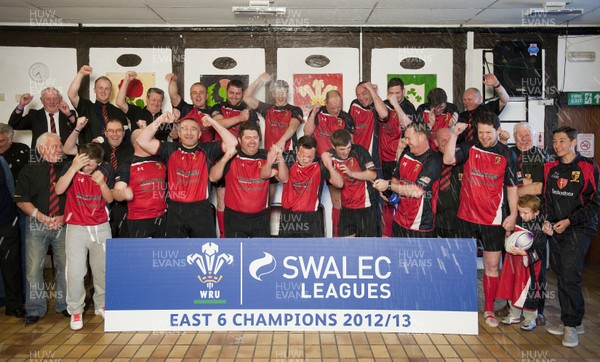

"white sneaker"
[70, 314, 83, 330]
[94, 307, 105, 319]
[484, 311, 499, 327]
[562, 326, 579, 347]
[547, 323, 585, 335]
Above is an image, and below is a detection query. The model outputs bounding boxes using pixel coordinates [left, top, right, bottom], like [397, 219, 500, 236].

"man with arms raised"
[137, 112, 237, 238]
[67, 65, 128, 143]
[210, 122, 288, 238]
[279, 135, 343, 237]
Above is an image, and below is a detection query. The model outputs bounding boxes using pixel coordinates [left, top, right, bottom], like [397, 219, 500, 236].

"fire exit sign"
[568, 92, 600, 106]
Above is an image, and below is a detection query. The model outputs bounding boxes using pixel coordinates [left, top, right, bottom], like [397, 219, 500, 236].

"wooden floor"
[1, 263, 599, 361]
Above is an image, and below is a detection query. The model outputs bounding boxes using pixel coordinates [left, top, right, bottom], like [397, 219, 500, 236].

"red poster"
[293, 73, 343, 119]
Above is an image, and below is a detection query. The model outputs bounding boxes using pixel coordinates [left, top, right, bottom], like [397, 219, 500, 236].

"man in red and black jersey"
[211, 79, 259, 237]
[245, 73, 303, 153]
[279, 136, 343, 238]
[373, 122, 441, 238]
[542, 126, 600, 347]
[329, 129, 379, 237]
[166, 73, 215, 143]
[210, 122, 288, 238]
[443, 112, 522, 328]
[415, 88, 459, 152]
[137, 112, 237, 238]
[349, 81, 387, 163]
[457, 74, 509, 144]
[304, 90, 355, 237]
[378, 78, 416, 237]
[244, 73, 304, 207]
[113, 129, 167, 238]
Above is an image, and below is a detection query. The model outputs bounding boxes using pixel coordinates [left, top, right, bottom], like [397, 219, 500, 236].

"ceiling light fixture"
[525, 2, 583, 16]
[568, 51, 596, 62]
[232, 0, 286, 15]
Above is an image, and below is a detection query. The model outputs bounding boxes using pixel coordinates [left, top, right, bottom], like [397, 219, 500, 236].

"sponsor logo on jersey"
[557, 178, 568, 190]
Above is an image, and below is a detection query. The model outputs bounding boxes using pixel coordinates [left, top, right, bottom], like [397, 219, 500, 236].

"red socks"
[483, 274, 499, 312]
[382, 203, 394, 237]
[217, 210, 225, 238]
[332, 207, 340, 237]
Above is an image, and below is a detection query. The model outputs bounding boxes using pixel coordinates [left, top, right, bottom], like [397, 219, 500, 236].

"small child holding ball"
[496, 195, 547, 331]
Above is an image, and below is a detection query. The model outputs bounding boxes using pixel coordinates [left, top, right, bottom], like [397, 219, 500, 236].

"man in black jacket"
[9, 87, 75, 148]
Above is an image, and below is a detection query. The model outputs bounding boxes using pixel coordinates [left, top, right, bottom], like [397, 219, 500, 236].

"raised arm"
[244, 72, 271, 110]
[203, 115, 238, 151]
[321, 152, 343, 188]
[484, 73, 509, 110]
[55, 153, 88, 195]
[261, 146, 289, 182]
[9, 93, 34, 128]
[137, 112, 177, 155]
[442, 123, 467, 165]
[91, 169, 114, 203]
[209, 146, 237, 183]
[165, 73, 182, 108]
[68, 65, 93, 108]
[275, 118, 301, 150]
[116, 71, 137, 114]
[303, 104, 321, 136]
[63, 117, 88, 155]
[213, 109, 249, 130]
[388, 95, 411, 128]
[364, 82, 388, 120]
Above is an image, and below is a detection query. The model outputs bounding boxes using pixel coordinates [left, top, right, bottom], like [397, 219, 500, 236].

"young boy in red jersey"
[55, 143, 114, 331]
[497, 195, 546, 331]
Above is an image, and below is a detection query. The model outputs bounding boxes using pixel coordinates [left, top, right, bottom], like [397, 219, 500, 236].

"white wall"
[558, 35, 600, 92]
[0, 46, 77, 146]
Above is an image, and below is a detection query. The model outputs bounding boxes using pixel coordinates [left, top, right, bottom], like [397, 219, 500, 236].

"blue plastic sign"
[105, 237, 478, 334]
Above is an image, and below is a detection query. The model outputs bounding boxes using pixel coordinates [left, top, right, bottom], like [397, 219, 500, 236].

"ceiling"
[0, 0, 599, 27]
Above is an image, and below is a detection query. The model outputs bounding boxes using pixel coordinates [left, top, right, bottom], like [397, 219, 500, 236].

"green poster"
[387, 74, 437, 109]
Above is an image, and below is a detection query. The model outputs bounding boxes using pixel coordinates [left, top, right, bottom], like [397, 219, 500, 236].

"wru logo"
[187, 242, 233, 289]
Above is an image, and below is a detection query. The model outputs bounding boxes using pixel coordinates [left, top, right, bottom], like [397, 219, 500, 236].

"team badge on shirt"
[557, 178, 568, 189]
[495, 156, 501, 164]
[571, 171, 580, 182]
[414, 164, 421, 172]
[258, 161, 263, 168]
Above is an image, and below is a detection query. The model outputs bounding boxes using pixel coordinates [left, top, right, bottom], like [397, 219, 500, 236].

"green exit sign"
[568, 92, 600, 106]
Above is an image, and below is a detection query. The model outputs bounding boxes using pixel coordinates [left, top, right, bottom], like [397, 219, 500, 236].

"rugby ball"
[505, 230, 534, 252]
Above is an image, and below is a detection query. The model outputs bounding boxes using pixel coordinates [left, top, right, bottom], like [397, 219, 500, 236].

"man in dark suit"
[9, 87, 75, 149]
